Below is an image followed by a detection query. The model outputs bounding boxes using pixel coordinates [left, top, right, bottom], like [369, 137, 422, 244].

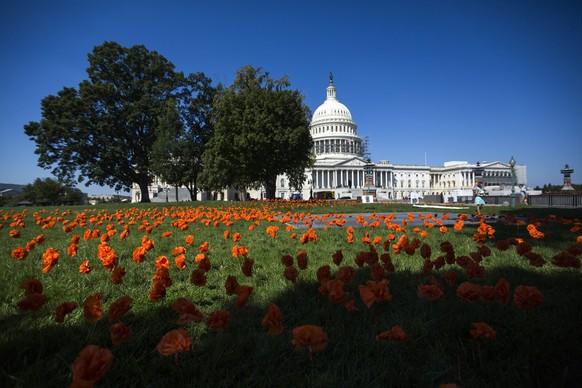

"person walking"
[473, 180, 486, 215]
[518, 184, 528, 205]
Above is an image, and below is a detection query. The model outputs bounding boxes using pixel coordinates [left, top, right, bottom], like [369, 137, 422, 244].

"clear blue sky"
[1, 0, 581, 195]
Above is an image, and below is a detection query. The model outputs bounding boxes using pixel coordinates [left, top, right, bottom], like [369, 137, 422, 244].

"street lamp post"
[509, 156, 516, 207]
[364, 158, 374, 198]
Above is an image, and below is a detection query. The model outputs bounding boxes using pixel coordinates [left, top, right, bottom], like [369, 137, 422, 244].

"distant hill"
[0, 183, 25, 196]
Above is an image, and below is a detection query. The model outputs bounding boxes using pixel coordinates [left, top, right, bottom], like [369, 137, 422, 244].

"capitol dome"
[310, 73, 362, 158]
[311, 74, 354, 124]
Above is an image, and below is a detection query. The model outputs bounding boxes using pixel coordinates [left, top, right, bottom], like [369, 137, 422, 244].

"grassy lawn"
[1, 201, 581, 388]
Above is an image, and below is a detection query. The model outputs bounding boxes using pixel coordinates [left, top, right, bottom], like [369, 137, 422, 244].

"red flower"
[157, 329, 192, 356]
[206, 310, 230, 330]
[83, 292, 104, 323]
[284, 266, 299, 282]
[376, 325, 407, 341]
[185, 235, 194, 245]
[224, 275, 240, 295]
[494, 277, 510, 304]
[110, 322, 132, 345]
[241, 257, 254, 276]
[234, 285, 253, 308]
[420, 243, 431, 260]
[172, 297, 204, 324]
[417, 283, 444, 301]
[456, 282, 481, 303]
[79, 260, 92, 274]
[322, 279, 347, 304]
[335, 266, 355, 285]
[199, 241, 209, 253]
[469, 322, 496, 339]
[442, 271, 458, 286]
[369, 262, 386, 281]
[261, 303, 284, 335]
[513, 285, 544, 309]
[20, 279, 43, 296]
[332, 250, 343, 266]
[358, 279, 392, 308]
[55, 301, 78, 323]
[108, 295, 133, 322]
[41, 247, 59, 273]
[132, 246, 147, 263]
[551, 251, 581, 269]
[149, 280, 166, 302]
[292, 325, 328, 357]
[17, 293, 48, 312]
[10, 247, 28, 260]
[155, 255, 170, 269]
[175, 254, 187, 270]
[296, 250, 308, 270]
[316, 265, 331, 283]
[190, 268, 207, 286]
[70, 345, 112, 388]
[281, 254, 293, 267]
[111, 266, 126, 284]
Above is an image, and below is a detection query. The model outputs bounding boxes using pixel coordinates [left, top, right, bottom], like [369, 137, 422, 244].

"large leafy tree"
[24, 42, 213, 202]
[199, 66, 312, 199]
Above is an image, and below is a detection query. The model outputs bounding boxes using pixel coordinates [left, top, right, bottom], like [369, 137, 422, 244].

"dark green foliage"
[200, 66, 313, 199]
[24, 42, 214, 203]
[22, 178, 84, 206]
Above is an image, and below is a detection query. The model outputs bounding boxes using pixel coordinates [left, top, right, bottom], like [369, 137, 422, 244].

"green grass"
[1, 201, 581, 388]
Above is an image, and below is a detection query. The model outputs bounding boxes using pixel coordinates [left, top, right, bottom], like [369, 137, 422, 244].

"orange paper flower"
[376, 325, 407, 341]
[469, 322, 496, 339]
[513, 285, 544, 309]
[110, 322, 132, 345]
[291, 325, 328, 356]
[83, 292, 104, 323]
[261, 303, 284, 335]
[358, 279, 392, 308]
[234, 285, 253, 308]
[156, 329, 192, 356]
[20, 278, 43, 296]
[55, 301, 78, 323]
[108, 295, 133, 322]
[206, 310, 230, 330]
[70, 345, 112, 388]
[79, 260, 92, 274]
[172, 297, 204, 324]
[17, 293, 48, 312]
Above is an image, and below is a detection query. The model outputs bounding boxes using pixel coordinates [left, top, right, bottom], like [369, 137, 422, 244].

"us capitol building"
[131, 74, 526, 203]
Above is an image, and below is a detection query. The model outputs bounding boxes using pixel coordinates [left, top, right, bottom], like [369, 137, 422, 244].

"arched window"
[280, 178, 285, 188]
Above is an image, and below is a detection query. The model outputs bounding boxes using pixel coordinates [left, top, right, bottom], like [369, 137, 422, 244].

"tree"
[22, 178, 84, 206]
[24, 42, 213, 202]
[199, 66, 312, 199]
[150, 74, 216, 201]
[150, 100, 187, 201]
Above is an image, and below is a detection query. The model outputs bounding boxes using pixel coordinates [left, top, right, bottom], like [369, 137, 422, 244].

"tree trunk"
[264, 177, 277, 200]
[192, 180, 198, 201]
[136, 176, 151, 203]
[175, 186, 179, 202]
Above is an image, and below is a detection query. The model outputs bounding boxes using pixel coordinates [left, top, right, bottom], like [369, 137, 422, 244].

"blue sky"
[1, 0, 581, 195]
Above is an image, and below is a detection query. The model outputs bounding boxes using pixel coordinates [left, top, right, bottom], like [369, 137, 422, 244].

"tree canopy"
[22, 178, 84, 206]
[199, 66, 313, 199]
[25, 42, 214, 202]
